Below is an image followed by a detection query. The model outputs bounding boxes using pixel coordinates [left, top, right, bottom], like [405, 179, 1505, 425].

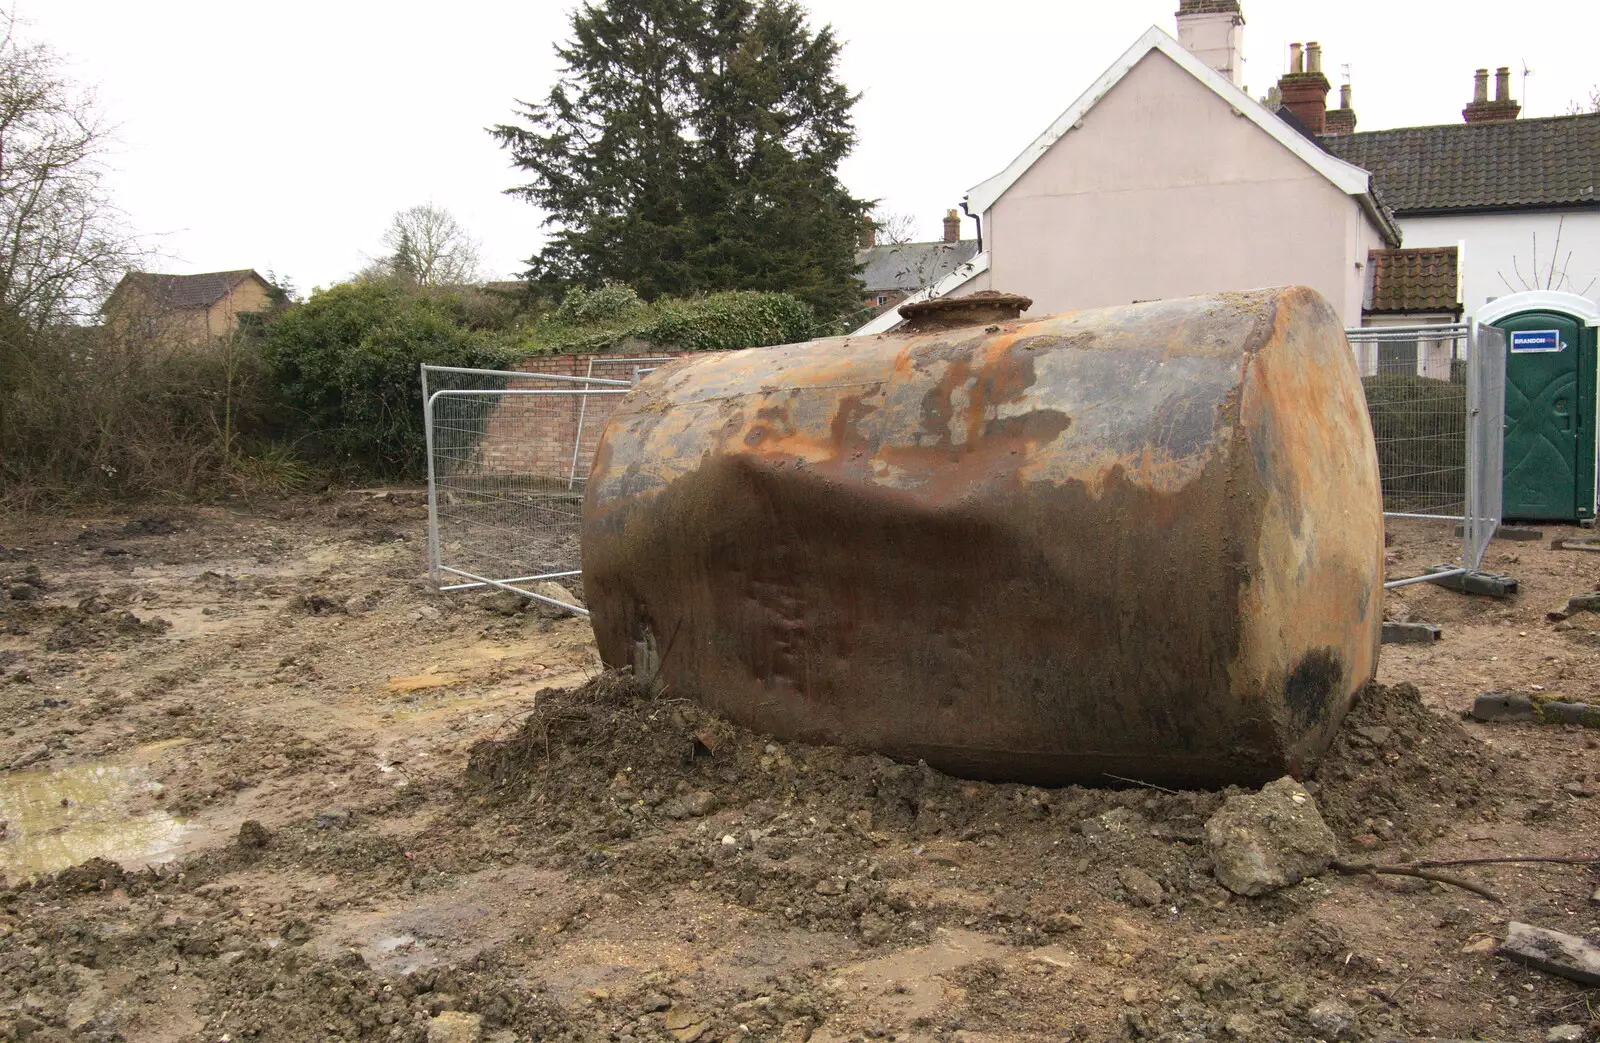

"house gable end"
[1002, 48, 1345, 204]
[966, 26, 1376, 217]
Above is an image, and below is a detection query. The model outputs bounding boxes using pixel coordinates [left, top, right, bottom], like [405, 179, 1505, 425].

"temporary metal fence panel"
[1346, 324, 1506, 588]
[421, 364, 631, 615]
[566, 357, 675, 488]
[1463, 324, 1507, 573]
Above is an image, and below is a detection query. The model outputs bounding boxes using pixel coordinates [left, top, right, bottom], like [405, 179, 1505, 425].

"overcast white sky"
[26, 0, 1600, 293]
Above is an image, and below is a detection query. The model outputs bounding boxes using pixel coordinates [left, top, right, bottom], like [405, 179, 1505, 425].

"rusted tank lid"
[897, 290, 1033, 333]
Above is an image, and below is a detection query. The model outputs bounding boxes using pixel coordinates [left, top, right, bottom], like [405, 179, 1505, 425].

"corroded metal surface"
[899, 291, 1033, 332]
[581, 287, 1384, 786]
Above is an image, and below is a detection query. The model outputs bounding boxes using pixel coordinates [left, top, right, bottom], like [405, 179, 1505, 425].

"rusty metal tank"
[580, 287, 1384, 787]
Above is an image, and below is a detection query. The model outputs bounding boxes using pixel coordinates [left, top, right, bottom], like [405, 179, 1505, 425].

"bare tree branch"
[0, 10, 142, 329]
[361, 203, 482, 287]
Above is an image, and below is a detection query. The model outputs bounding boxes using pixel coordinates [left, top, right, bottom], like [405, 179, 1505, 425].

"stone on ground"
[427, 1011, 483, 1043]
[1204, 776, 1337, 896]
[1305, 998, 1358, 1040]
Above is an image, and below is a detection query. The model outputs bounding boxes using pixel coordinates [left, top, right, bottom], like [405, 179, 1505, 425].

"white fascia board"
[1359, 193, 1403, 248]
[966, 26, 1374, 217]
[1476, 290, 1600, 327]
[849, 252, 991, 336]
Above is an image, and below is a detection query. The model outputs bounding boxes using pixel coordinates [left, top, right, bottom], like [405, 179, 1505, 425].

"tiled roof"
[120, 270, 264, 310]
[1176, 0, 1241, 13]
[1320, 113, 1600, 215]
[1366, 247, 1460, 314]
[857, 240, 980, 294]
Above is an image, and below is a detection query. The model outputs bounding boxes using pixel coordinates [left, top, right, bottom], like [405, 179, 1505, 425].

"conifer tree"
[490, 0, 868, 319]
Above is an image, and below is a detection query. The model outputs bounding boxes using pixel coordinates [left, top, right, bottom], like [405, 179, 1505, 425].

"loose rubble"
[0, 505, 1597, 1042]
[1205, 776, 1338, 896]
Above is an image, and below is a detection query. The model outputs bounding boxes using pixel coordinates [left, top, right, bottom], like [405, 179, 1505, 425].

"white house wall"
[1399, 209, 1600, 320]
[982, 50, 1378, 326]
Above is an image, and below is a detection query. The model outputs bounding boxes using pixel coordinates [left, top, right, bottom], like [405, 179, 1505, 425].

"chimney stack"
[1463, 66, 1520, 123]
[1276, 41, 1331, 134]
[859, 215, 876, 250]
[943, 209, 962, 243]
[1174, 0, 1246, 88]
[1324, 81, 1357, 135]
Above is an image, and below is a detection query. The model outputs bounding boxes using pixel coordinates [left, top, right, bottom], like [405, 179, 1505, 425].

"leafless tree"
[873, 210, 918, 247]
[1498, 216, 1598, 298]
[0, 10, 141, 329]
[364, 203, 482, 286]
[1566, 86, 1600, 115]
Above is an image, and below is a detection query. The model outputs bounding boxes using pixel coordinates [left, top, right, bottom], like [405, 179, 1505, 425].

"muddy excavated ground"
[0, 495, 1597, 1043]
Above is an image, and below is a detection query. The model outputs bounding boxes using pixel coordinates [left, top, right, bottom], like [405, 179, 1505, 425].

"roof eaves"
[1358, 190, 1403, 248]
[850, 252, 992, 336]
[966, 26, 1373, 217]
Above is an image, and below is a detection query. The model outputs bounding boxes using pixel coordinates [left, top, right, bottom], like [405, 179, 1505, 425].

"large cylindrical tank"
[581, 287, 1384, 787]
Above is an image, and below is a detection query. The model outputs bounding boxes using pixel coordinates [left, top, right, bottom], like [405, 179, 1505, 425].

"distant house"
[104, 269, 278, 345]
[1356, 245, 1463, 378]
[856, 209, 980, 319]
[855, 0, 1599, 342]
[855, 11, 1399, 335]
[1321, 105, 1600, 319]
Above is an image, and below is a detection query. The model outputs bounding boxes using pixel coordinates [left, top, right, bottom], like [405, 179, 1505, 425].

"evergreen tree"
[490, 0, 868, 319]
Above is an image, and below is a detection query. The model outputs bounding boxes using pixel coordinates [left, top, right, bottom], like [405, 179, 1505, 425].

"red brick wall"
[468, 353, 692, 482]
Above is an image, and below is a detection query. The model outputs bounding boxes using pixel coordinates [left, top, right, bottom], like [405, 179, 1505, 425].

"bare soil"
[0, 501, 1596, 1043]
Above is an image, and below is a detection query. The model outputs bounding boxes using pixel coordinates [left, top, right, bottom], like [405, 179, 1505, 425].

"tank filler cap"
[897, 290, 1033, 333]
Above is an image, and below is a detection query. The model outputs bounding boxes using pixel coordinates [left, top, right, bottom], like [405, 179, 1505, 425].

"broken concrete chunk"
[315, 807, 352, 829]
[1381, 622, 1442, 645]
[660, 789, 718, 820]
[1118, 866, 1164, 907]
[664, 1009, 707, 1042]
[1424, 566, 1519, 597]
[1306, 998, 1358, 1040]
[1564, 592, 1600, 614]
[1204, 777, 1337, 896]
[427, 1011, 483, 1043]
[1075, 806, 1148, 841]
[1548, 591, 1600, 620]
[529, 581, 581, 618]
[1471, 691, 1600, 727]
[1497, 921, 1600, 986]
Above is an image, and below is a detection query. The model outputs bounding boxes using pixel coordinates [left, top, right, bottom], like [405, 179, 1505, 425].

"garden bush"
[1362, 373, 1466, 510]
[262, 282, 511, 477]
[0, 319, 289, 507]
[532, 289, 819, 355]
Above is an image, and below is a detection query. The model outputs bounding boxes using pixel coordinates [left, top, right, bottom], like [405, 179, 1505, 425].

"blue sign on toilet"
[1509, 329, 1564, 353]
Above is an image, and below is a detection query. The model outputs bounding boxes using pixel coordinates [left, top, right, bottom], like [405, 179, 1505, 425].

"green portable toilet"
[1479, 291, 1600, 523]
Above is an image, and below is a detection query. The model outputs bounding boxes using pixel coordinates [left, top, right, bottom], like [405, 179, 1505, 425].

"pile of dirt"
[1312, 681, 1519, 849]
[43, 597, 171, 651]
[468, 675, 1237, 940]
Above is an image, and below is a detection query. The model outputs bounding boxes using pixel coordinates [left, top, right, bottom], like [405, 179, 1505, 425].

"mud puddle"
[0, 740, 192, 878]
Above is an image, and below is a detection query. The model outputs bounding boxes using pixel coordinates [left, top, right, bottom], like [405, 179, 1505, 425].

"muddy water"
[0, 741, 191, 879]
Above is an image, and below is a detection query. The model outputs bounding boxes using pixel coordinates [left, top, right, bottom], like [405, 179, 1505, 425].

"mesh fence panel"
[422, 365, 632, 614]
[1348, 324, 1471, 518]
[1463, 325, 1507, 572]
[1347, 324, 1507, 586]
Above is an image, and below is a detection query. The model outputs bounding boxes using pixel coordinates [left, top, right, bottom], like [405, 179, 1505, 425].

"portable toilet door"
[1479, 291, 1600, 523]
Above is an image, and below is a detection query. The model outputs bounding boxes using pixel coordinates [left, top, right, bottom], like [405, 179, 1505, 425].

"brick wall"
[465, 352, 692, 483]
